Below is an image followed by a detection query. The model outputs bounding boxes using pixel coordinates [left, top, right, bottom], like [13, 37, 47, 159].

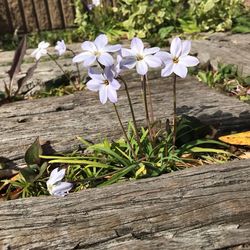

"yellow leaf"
[135, 163, 147, 177]
[219, 131, 250, 146]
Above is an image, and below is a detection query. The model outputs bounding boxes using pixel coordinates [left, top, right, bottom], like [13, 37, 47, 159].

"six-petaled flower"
[121, 37, 162, 75]
[87, 67, 121, 104]
[72, 34, 121, 67]
[156, 37, 199, 78]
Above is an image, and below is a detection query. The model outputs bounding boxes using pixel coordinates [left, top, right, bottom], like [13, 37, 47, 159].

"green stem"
[173, 74, 177, 148]
[118, 76, 141, 148]
[145, 74, 156, 139]
[67, 48, 82, 86]
[141, 75, 153, 142]
[47, 53, 78, 90]
[113, 103, 137, 160]
[145, 74, 155, 124]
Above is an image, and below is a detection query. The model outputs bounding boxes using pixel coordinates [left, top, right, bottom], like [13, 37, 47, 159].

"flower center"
[47, 184, 54, 194]
[136, 54, 144, 61]
[94, 51, 101, 57]
[104, 80, 109, 85]
[173, 57, 179, 64]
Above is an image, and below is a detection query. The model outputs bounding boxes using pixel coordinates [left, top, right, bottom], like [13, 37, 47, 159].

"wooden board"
[0, 158, 249, 249]
[0, 75, 249, 167]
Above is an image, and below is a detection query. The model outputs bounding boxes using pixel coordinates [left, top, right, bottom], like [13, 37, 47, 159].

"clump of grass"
[0, 117, 232, 200]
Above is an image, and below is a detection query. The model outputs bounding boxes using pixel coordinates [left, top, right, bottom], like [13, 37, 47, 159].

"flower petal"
[72, 52, 91, 63]
[155, 51, 172, 63]
[87, 79, 102, 91]
[110, 79, 121, 90]
[83, 54, 96, 67]
[81, 41, 96, 52]
[88, 68, 105, 80]
[144, 47, 160, 55]
[51, 182, 73, 197]
[179, 55, 199, 67]
[161, 62, 174, 77]
[39, 41, 50, 49]
[121, 48, 135, 57]
[99, 85, 108, 104]
[120, 57, 137, 69]
[105, 44, 121, 52]
[131, 37, 144, 54]
[107, 86, 118, 103]
[104, 67, 114, 82]
[144, 55, 162, 68]
[173, 63, 188, 78]
[136, 60, 148, 75]
[170, 37, 182, 57]
[181, 40, 191, 56]
[94, 34, 108, 50]
[47, 168, 66, 185]
[98, 52, 114, 66]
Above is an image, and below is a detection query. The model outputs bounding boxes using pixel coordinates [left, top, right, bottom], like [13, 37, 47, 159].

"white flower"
[46, 168, 73, 197]
[156, 37, 199, 78]
[87, 67, 121, 104]
[31, 41, 50, 61]
[120, 37, 162, 75]
[72, 34, 121, 67]
[92, 0, 101, 6]
[55, 40, 66, 56]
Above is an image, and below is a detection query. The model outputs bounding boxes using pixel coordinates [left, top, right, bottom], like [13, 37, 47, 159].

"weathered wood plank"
[0, 159, 249, 249]
[0, 75, 249, 167]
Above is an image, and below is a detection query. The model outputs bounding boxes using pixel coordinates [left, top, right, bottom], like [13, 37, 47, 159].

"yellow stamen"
[136, 54, 144, 61]
[173, 57, 179, 64]
[104, 80, 109, 85]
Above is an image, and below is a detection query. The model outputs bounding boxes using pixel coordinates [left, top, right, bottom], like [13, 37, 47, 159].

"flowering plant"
[2, 34, 231, 200]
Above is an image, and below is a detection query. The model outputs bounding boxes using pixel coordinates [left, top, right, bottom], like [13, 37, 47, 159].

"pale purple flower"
[92, 0, 101, 6]
[55, 40, 66, 56]
[31, 41, 50, 61]
[111, 55, 122, 78]
[87, 67, 121, 104]
[156, 37, 199, 78]
[72, 34, 121, 67]
[46, 168, 73, 197]
[121, 37, 162, 75]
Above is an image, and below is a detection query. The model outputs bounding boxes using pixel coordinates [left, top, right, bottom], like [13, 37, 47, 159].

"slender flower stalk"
[47, 52, 78, 90]
[173, 74, 177, 147]
[118, 75, 141, 149]
[145, 75, 155, 124]
[141, 75, 153, 142]
[145, 75, 157, 139]
[113, 103, 137, 160]
[67, 48, 82, 88]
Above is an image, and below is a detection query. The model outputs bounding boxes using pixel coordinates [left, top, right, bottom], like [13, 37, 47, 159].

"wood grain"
[0, 159, 249, 249]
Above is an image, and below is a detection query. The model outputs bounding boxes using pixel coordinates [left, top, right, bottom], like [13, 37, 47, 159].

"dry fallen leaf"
[219, 131, 250, 146]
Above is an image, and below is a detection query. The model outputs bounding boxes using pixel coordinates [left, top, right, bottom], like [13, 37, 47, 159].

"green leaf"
[89, 144, 129, 166]
[98, 164, 137, 187]
[189, 147, 232, 155]
[20, 164, 40, 183]
[48, 159, 121, 170]
[24, 137, 43, 165]
[33, 162, 48, 181]
[203, 0, 215, 12]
